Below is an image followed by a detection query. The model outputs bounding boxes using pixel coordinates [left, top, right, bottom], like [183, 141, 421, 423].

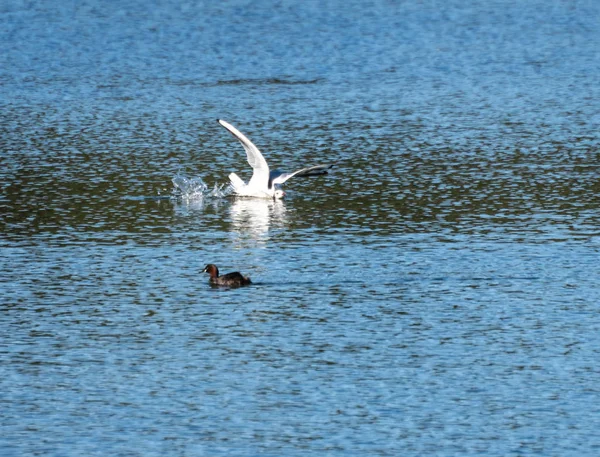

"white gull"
[218, 119, 333, 199]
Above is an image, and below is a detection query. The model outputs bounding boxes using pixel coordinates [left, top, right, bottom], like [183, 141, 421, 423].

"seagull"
[218, 119, 333, 199]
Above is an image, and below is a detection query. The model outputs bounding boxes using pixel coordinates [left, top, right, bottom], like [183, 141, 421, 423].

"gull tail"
[228, 172, 246, 193]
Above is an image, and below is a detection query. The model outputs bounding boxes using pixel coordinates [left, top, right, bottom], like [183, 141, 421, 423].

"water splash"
[171, 172, 232, 200]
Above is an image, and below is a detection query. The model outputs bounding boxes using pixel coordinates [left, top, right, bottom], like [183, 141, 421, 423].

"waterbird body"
[218, 119, 334, 199]
[202, 263, 252, 287]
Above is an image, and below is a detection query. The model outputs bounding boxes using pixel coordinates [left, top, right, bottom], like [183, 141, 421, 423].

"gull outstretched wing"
[218, 119, 270, 191]
[269, 164, 334, 188]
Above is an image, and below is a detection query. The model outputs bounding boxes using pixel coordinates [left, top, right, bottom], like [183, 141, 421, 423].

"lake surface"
[2, 0, 600, 455]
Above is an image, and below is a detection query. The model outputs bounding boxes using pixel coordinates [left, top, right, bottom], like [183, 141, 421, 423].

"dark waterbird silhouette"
[202, 264, 252, 287]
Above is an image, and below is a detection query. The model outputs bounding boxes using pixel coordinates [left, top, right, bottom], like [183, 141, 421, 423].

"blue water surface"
[2, 1, 600, 456]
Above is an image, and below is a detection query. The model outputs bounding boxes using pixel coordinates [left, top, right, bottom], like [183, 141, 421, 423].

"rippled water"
[2, 1, 600, 456]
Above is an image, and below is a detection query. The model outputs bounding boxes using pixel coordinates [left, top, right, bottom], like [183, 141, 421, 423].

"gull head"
[274, 189, 286, 199]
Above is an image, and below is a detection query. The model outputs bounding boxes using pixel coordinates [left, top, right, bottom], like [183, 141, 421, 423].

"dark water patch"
[215, 77, 323, 86]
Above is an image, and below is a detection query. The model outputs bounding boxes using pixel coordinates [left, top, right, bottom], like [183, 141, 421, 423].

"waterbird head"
[202, 264, 219, 277]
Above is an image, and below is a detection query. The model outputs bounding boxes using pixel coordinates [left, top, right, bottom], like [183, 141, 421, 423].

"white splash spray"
[171, 172, 232, 200]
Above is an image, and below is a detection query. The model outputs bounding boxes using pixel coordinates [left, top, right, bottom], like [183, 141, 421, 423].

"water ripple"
[2, 0, 600, 456]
